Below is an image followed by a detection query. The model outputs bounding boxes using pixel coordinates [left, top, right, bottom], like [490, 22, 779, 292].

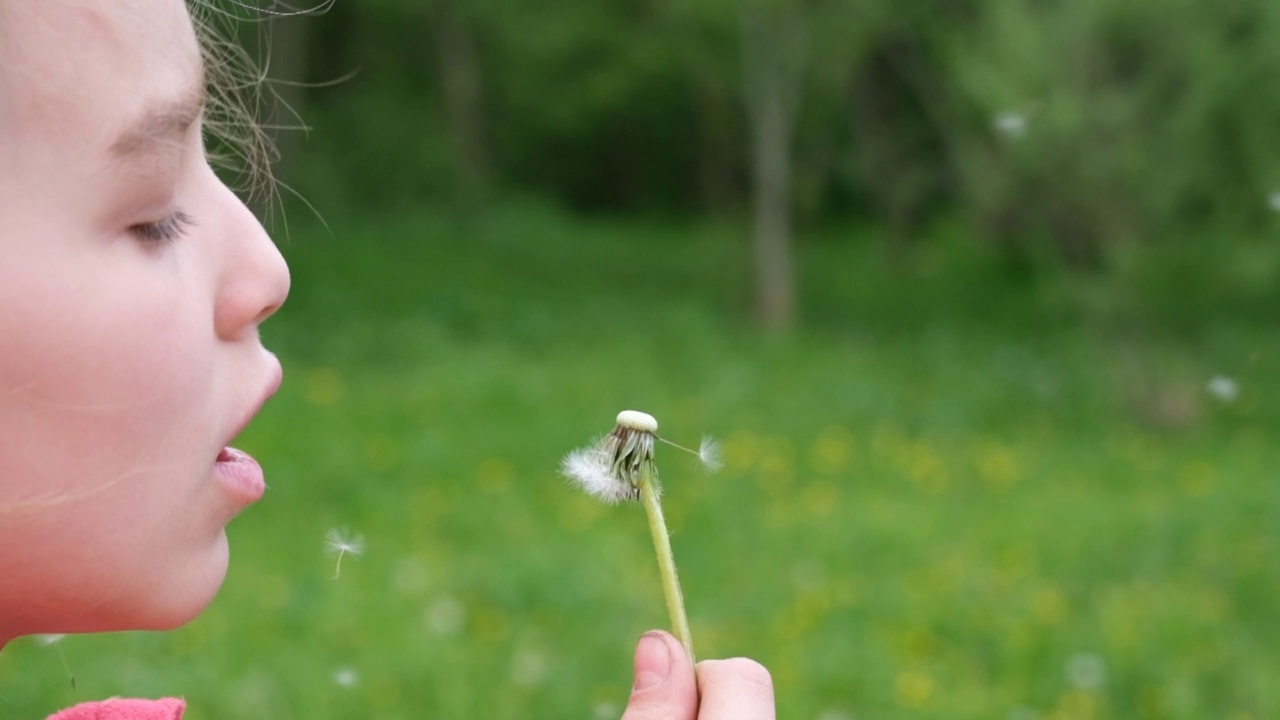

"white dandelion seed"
[561, 446, 635, 504]
[697, 436, 723, 473]
[325, 528, 365, 579]
[34, 634, 76, 689]
[1206, 375, 1239, 403]
[332, 667, 359, 688]
[994, 111, 1028, 140]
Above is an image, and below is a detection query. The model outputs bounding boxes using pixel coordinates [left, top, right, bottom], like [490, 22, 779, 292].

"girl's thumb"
[620, 631, 698, 720]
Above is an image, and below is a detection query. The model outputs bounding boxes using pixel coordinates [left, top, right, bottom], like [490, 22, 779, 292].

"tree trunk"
[264, 13, 311, 190]
[691, 74, 738, 215]
[749, 83, 795, 331]
[740, 5, 805, 332]
[427, 0, 491, 204]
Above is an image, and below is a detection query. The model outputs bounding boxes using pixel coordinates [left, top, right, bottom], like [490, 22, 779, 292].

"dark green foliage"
[266, 0, 1280, 268]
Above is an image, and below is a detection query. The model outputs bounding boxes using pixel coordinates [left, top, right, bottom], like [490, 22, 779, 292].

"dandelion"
[560, 410, 720, 664]
[1206, 375, 1239, 403]
[325, 528, 364, 579]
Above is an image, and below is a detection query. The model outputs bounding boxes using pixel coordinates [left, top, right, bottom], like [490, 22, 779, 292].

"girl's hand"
[621, 631, 776, 720]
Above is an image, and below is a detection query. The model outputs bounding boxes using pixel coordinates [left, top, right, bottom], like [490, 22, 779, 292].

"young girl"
[0, 2, 775, 718]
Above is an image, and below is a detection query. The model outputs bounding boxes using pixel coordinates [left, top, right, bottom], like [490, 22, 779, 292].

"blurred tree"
[426, 0, 492, 203]
[267, 0, 1280, 291]
[941, 0, 1280, 268]
[839, 5, 955, 266]
[740, 0, 805, 331]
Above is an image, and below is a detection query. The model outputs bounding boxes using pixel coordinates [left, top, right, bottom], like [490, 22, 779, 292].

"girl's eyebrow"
[109, 81, 206, 159]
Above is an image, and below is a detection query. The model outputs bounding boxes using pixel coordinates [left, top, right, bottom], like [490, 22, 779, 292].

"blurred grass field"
[4, 205, 1279, 719]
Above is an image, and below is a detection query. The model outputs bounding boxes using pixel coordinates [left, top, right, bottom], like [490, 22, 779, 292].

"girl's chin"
[119, 530, 231, 633]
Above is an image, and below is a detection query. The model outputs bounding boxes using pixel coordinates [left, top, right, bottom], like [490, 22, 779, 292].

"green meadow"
[5, 206, 1279, 719]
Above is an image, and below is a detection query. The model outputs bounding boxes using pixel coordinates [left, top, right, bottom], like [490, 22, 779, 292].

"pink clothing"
[46, 698, 185, 720]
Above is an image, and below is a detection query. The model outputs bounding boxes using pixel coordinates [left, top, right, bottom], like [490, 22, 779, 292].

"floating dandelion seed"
[35, 634, 75, 689]
[1206, 375, 1239, 403]
[697, 436, 723, 473]
[559, 410, 720, 664]
[994, 111, 1028, 140]
[332, 667, 359, 688]
[325, 528, 364, 579]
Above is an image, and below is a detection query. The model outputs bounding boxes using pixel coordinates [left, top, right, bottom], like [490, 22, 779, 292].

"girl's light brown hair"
[189, 0, 280, 208]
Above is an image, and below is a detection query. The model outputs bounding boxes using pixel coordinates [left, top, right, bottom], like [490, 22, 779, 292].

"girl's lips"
[214, 446, 265, 508]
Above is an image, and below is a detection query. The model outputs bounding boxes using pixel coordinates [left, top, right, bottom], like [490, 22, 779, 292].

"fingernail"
[633, 632, 671, 691]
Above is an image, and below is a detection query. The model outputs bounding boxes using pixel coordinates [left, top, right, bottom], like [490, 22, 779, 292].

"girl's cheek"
[0, 235, 215, 487]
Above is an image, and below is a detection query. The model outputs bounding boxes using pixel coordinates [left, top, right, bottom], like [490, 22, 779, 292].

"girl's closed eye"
[130, 208, 194, 245]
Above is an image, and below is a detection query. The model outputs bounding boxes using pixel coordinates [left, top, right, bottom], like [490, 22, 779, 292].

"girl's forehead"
[1, 0, 201, 149]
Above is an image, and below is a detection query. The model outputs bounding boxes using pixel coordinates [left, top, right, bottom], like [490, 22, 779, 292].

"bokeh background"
[5, 1, 1280, 718]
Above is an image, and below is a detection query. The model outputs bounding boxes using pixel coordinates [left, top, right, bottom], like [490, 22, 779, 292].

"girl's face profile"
[0, 0, 290, 643]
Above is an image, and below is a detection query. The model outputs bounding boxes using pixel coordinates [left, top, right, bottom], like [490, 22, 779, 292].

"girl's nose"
[213, 188, 291, 342]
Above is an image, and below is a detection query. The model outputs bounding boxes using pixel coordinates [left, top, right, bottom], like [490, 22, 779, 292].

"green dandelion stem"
[639, 465, 695, 665]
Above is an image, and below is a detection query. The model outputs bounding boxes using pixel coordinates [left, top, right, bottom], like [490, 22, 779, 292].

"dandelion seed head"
[561, 410, 726, 503]
[325, 528, 365, 557]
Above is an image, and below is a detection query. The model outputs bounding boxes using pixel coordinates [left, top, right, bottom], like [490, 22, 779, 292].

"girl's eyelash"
[130, 209, 194, 244]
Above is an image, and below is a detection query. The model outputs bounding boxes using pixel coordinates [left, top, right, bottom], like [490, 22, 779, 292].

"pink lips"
[214, 358, 282, 511]
[215, 446, 266, 508]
